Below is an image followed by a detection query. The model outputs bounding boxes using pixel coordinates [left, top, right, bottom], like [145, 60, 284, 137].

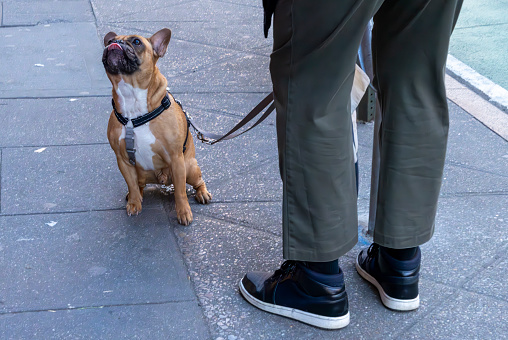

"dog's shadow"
[138, 184, 201, 222]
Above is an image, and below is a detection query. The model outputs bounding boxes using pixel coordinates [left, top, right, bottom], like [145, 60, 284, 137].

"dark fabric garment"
[269, 0, 463, 261]
[262, 0, 278, 38]
[371, 0, 463, 247]
[303, 259, 340, 275]
[380, 245, 418, 261]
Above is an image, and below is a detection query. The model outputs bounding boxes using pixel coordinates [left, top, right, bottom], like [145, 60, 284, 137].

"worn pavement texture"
[0, 0, 507, 339]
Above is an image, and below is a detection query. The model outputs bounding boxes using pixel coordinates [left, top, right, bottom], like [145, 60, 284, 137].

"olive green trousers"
[270, 0, 463, 261]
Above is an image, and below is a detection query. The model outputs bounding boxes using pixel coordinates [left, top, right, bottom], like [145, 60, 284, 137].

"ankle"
[298, 261, 344, 287]
[379, 245, 419, 261]
[302, 259, 340, 274]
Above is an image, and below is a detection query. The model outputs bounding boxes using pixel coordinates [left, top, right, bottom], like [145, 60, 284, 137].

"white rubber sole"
[239, 279, 350, 330]
[355, 257, 420, 311]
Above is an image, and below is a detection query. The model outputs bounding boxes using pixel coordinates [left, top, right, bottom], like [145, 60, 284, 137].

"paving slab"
[0, 23, 110, 99]
[2, 0, 94, 26]
[463, 246, 508, 301]
[1, 0, 507, 338]
[421, 195, 507, 287]
[92, 0, 262, 25]
[96, 22, 244, 81]
[1, 144, 125, 214]
[0, 210, 197, 312]
[444, 101, 507, 179]
[0, 97, 110, 148]
[170, 52, 272, 93]
[97, 20, 271, 56]
[441, 164, 508, 196]
[0, 302, 210, 340]
[403, 289, 508, 339]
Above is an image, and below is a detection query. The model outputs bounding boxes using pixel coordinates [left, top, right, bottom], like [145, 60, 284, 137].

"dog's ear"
[104, 32, 117, 47]
[150, 28, 172, 58]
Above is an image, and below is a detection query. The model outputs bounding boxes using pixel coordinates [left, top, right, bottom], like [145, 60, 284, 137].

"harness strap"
[112, 94, 172, 166]
[112, 94, 171, 128]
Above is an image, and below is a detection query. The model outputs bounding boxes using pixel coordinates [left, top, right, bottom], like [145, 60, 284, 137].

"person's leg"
[271, 0, 380, 262]
[357, 0, 463, 311]
[239, 0, 381, 329]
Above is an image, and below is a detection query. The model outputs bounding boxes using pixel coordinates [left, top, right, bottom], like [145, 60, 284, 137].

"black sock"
[303, 259, 339, 274]
[380, 245, 418, 261]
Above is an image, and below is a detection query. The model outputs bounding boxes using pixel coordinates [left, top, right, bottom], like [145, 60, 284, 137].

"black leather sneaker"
[356, 244, 420, 311]
[239, 261, 350, 329]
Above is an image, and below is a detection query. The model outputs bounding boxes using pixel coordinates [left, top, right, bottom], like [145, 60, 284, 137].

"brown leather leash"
[180, 92, 275, 145]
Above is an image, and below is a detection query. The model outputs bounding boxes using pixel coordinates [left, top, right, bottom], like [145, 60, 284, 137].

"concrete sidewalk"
[0, 0, 506, 339]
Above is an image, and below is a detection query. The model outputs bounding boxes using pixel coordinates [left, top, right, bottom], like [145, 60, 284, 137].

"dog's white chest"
[115, 80, 158, 170]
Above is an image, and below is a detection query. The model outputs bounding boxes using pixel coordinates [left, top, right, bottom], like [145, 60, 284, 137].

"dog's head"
[102, 28, 171, 78]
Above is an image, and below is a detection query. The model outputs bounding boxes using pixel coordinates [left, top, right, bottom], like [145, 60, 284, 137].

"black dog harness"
[112, 92, 190, 166]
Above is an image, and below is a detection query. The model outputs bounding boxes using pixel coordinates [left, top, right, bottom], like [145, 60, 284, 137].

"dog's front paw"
[126, 201, 142, 216]
[176, 204, 193, 226]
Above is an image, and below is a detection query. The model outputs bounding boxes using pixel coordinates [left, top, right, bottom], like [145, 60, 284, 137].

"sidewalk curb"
[445, 74, 508, 141]
[445, 54, 508, 142]
[446, 54, 508, 112]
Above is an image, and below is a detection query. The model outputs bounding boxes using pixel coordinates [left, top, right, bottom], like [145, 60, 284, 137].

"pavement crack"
[0, 300, 196, 316]
[440, 190, 508, 198]
[88, 0, 98, 24]
[0, 94, 110, 100]
[455, 22, 508, 30]
[194, 210, 280, 237]
[0, 148, 2, 214]
[447, 160, 508, 178]
[212, 0, 262, 8]
[0, 207, 125, 217]
[204, 199, 279, 204]
[1, 142, 109, 150]
[1, 23, 37, 28]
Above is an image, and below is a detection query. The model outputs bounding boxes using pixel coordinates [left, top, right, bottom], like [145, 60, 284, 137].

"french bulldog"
[102, 28, 211, 225]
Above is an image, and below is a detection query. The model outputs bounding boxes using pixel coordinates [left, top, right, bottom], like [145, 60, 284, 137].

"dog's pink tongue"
[108, 43, 122, 51]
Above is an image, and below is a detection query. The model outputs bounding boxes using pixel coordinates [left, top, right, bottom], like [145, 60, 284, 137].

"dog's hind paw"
[195, 187, 212, 204]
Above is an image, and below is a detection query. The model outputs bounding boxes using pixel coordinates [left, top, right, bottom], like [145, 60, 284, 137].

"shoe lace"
[272, 261, 297, 282]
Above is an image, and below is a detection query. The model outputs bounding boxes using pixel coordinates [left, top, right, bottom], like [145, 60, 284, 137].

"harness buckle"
[125, 125, 136, 166]
[161, 95, 171, 110]
[127, 149, 137, 165]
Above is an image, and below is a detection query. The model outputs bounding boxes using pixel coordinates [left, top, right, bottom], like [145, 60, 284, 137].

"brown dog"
[102, 28, 211, 225]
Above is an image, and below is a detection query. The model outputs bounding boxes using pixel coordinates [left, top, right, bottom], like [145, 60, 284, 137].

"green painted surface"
[449, 0, 508, 89]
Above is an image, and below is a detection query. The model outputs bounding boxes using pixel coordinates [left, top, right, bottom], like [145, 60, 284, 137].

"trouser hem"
[284, 233, 358, 262]
[373, 229, 433, 249]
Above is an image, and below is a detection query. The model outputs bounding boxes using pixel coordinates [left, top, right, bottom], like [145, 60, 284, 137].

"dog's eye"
[133, 39, 141, 46]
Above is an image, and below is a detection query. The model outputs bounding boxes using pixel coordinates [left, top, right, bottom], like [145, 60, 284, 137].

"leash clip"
[196, 131, 212, 144]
